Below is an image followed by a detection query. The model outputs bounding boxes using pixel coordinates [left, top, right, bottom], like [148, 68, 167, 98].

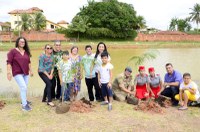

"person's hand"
[182, 87, 189, 91]
[48, 74, 53, 80]
[107, 82, 112, 89]
[29, 71, 33, 77]
[151, 92, 155, 97]
[99, 82, 102, 87]
[79, 74, 83, 80]
[130, 91, 136, 96]
[144, 92, 149, 98]
[7, 72, 12, 81]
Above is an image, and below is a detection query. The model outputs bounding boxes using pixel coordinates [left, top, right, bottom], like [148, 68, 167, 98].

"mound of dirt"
[0, 100, 6, 110]
[134, 100, 164, 114]
[69, 98, 94, 113]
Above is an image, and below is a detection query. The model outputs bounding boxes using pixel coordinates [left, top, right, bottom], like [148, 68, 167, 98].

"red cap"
[139, 66, 145, 71]
[148, 67, 155, 72]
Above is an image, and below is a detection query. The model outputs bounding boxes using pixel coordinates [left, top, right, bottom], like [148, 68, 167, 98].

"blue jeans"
[14, 74, 29, 107]
[61, 82, 74, 101]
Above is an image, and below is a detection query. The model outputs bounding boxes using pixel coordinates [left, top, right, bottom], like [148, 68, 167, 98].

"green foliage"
[169, 18, 191, 32]
[64, 0, 144, 40]
[13, 30, 20, 36]
[33, 12, 46, 31]
[19, 13, 33, 31]
[128, 50, 159, 67]
[189, 3, 200, 32]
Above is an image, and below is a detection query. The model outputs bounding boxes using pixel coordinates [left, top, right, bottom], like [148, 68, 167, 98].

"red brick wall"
[0, 31, 68, 42]
[135, 33, 200, 42]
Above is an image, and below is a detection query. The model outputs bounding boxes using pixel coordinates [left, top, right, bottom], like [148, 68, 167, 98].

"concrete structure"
[0, 22, 11, 31]
[57, 20, 69, 28]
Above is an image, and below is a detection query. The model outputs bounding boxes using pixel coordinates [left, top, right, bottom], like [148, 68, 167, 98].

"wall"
[0, 31, 68, 42]
[135, 33, 200, 42]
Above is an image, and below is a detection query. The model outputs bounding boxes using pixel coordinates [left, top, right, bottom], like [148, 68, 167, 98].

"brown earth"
[0, 100, 6, 109]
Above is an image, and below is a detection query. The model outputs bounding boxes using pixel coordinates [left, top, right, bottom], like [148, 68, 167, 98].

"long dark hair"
[15, 37, 31, 57]
[94, 42, 107, 59]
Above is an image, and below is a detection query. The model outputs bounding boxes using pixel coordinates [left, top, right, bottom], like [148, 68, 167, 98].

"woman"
[148, 67, 163, 98]
[38, 44, 55, 107]
[7, 37, 33, 111]
[93, 42, 110, 101]
[70, 46, 82, 100]
[134, 66, 149, 100]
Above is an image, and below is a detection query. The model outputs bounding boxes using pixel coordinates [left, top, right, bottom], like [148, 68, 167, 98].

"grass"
[1, 97, 200, 131]
[1, 41, 200, 51]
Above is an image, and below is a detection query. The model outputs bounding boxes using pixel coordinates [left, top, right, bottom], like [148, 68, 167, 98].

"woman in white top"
[93, 42, 111, 101]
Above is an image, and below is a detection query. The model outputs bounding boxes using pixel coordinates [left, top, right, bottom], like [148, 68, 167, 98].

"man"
[112, 67, 138, 105]
[82, 45, 101, 102]
[161, 63, 183, 106]
[52, 40, 63, 100]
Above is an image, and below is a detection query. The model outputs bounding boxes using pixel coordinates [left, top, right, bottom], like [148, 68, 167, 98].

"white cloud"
[0, 0, 199, 30]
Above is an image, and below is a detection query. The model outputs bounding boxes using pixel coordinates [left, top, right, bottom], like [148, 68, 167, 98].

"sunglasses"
[46, 47, 52, 50]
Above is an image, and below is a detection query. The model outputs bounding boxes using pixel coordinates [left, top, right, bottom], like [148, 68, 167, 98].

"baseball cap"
[125, 66, 132, 73]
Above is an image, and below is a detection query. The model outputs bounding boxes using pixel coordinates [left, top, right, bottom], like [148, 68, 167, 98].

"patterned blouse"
[38, 53, 54, 73]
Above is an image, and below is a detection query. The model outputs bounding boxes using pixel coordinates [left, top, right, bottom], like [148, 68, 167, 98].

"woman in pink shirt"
[7, 37, 33, 111]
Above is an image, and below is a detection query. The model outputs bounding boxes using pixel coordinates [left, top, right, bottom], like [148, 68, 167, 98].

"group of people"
[6, 37, 200, 112]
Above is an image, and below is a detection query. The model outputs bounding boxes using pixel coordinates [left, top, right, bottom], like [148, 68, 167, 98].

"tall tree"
[63, 0, 145, 39]
[189, 3, 200, 33]
[169, 17, 178, 31]
[33, 12, 46, 31]
[18, 13, 32, 31]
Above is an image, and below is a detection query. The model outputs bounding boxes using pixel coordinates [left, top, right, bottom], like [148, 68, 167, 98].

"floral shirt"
[38, 53, 54, 73]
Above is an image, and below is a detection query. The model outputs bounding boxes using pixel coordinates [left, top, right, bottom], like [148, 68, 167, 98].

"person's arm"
[166, 82, 179, 87]
[38, 54, 50, 78]
[7, 64, 12, 81]
[29, 63, 33, 77]
[179, 89, 184, 106]
[98, 71, 101, 87]
[133, 76, 137, 96]
[58, 70, 63, 85]
[157, 80, 164, 95]
[107, 69, 113, 89]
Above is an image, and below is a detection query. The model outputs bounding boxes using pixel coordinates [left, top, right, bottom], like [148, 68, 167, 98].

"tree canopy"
[63, 0, 145, 40]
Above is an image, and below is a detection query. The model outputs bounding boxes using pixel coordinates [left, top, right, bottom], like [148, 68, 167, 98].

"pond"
[0, 47, 200, 97]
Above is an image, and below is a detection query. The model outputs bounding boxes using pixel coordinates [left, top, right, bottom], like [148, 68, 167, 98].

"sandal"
[47, 102, 55, 107]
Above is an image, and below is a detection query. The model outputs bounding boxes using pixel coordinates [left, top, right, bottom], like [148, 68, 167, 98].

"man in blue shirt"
[161, 63, 183, 106]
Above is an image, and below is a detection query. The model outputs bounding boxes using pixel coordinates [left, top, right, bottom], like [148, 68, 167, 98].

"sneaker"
[101, 101, 109, 105]
[178, 106, 188, 110]
[21, 100, 32, 105]
[22, 104, 32, 111]
[108, 104, 112, 111]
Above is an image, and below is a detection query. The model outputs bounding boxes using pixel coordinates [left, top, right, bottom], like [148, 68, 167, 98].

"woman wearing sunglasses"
[38, 44, 55, 107]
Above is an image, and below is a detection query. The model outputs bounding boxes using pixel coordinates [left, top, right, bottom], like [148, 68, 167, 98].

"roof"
[0, 22, 11, 27]
[154, 31, 187, 35]
[46, 20, 65, 28]
[57, 20, 69, 24]
[8, 7, 43, 14]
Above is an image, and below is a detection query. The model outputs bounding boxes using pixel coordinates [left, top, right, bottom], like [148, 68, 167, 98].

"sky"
[0, 0, 199, 30]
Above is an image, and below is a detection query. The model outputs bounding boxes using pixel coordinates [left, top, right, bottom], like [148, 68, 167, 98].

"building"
[8, 7, 68, 31]
[0, 22, 11, 31]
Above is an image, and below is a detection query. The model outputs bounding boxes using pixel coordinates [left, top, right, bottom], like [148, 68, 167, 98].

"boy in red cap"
[148, 67, 163, 98]
[134, 66, 149, 100]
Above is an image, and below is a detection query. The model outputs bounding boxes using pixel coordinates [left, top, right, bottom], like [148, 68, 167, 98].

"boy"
[98, 51, 113, 111]
[57, 51, 74, 101]
[175, 73, 200, 110]
[82, 45, 101, 102]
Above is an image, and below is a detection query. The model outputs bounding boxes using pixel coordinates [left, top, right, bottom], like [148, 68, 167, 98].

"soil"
[134, 99, 172, 114]
[0, 100, 6, 110]
[69, 98, 94, 113]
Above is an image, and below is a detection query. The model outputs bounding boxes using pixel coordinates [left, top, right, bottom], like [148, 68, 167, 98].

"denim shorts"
[101, 83, 113, 97]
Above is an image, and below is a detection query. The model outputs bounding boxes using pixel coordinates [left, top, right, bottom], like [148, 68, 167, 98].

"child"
[57, 51, 74, 102]
[175, 73, 200, 110]
[98, 51, 113, 111]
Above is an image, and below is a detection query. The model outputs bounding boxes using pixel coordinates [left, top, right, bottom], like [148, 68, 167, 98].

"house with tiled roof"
[8, 7, 68, 31]
[0, 22, 11, 31]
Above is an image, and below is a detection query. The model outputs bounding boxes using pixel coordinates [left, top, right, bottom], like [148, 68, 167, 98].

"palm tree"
[33, 12, 46, 31]
[128, 50, 159, 68]
[189, 3, 200, 33]
[169, 17, 178, 31]
[136, 15, 146, 30]
[17, 13, 32, 31]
